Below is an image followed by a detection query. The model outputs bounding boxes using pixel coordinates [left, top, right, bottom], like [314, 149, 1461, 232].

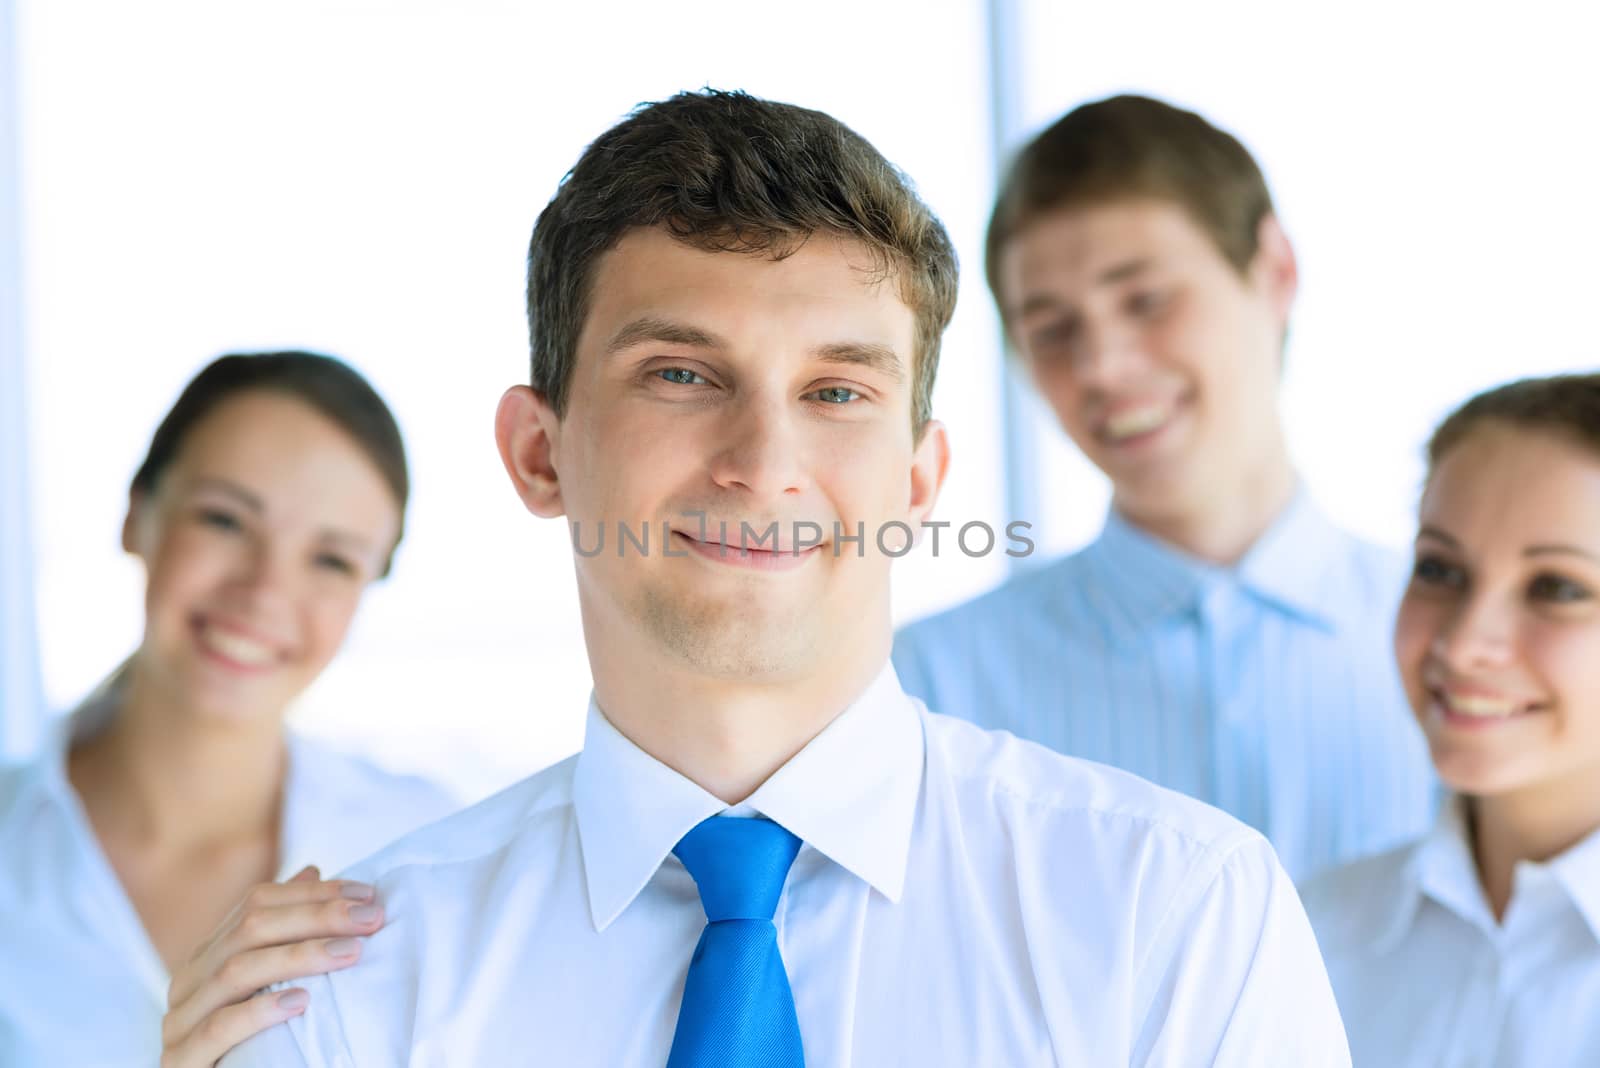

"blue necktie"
[666, 816, 805, 1068]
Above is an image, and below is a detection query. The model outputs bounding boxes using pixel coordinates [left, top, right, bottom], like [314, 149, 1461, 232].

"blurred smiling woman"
[0, 352, 457, 1067]
[1303, 373, 1600, 1066]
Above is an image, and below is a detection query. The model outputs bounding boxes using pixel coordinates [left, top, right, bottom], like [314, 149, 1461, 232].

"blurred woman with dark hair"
[1303, 373, 1600, 1066]
[0, 352, 457, 1067]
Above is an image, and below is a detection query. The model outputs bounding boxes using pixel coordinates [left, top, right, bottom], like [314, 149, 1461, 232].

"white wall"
[1010, 0, 1600, 558]
[14, 0, 1005, 799]
[16, 0, 1596, 799]
[2, 0, 45, 761]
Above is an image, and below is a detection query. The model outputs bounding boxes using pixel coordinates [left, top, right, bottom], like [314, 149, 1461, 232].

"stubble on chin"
[634, 583, 813, 681]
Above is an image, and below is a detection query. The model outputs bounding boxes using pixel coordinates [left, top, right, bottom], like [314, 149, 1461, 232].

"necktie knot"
[673, 816, 802, 923]
[668, 816, 807, 1066]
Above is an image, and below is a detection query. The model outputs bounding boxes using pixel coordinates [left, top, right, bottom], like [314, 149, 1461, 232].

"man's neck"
[586, 624, 891, 806]
[1116, 451, 1299, 566]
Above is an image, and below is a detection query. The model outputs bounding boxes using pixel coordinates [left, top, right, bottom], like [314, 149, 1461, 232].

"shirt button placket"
[1199, 583, 1235, 817]
[1448, 948, 1502, 1068]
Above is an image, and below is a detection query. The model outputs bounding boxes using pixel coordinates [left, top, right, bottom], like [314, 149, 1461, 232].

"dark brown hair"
[526, 88, 958, 436]
[986, 94, 1275, 310]
[1427, 373, 1600, 475]
[131, 351, 409, 574]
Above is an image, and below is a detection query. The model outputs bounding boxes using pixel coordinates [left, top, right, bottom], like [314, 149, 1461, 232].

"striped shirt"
[893, 491, 1438, 881]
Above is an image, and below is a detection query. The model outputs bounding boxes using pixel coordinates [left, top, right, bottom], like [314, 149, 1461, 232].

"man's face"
[501, 226, 946, 683]
[996, 199, 1295, 520]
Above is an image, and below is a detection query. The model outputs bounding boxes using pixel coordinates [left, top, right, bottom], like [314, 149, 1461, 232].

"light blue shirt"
[893, 491, 1438, 881]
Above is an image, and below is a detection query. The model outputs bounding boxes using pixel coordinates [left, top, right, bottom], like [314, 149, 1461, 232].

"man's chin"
[636, 593, 813, 680]
[660, 631, 813, 682]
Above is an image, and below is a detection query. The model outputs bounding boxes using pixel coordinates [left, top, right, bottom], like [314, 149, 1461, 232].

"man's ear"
[1252, 213, 1299, 324]
[494, 385, 566, 518]
[907, 419, 951, 531]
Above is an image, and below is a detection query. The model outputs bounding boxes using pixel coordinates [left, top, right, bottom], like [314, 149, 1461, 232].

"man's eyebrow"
[1009, 258, 1153, 322]
[1014, 293, 1067, 321]
[1097, 257, 1151, 286]
[813, 341, 904, 381]
[1416, 526, 1459, 548]
[604, 316, 723, 357]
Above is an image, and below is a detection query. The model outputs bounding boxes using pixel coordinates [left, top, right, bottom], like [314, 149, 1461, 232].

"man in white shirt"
[223, 88, 1349, 1067]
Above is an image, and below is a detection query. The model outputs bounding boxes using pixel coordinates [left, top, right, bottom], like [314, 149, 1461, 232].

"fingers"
[165, 933, 366, 1052]
[163, 871, 385, 1059]
[160, 986, 311, 1068]
[168, 880, 379, 1009]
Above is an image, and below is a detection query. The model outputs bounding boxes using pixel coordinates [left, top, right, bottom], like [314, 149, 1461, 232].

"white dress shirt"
[0, 690, 460, 1068]
[224, 664, 1349, 1067]
[1302, 799, 1600, 1067]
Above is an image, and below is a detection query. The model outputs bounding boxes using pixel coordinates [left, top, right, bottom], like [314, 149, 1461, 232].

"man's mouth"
[1094, 396, 1185, 447]
[670, 529, 822, 572]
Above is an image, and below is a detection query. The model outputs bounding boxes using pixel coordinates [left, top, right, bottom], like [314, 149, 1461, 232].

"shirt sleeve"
[1131, 832, 1353, 1068]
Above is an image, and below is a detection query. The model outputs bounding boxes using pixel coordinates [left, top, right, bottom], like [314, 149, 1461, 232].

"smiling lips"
[195, 619, 280, 670]
[673, 530, 821, 572]
[1429, 684, 1542, 727]
[1097, 398, 1179, 445]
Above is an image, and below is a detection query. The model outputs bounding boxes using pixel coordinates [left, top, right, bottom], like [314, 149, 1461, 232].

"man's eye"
[1029, 320, 1077, 353]
[1413, 554, 1465, 589]
[657, 368, 707, 386]
[1530, 573, 1592, 604]
[1127, 290, 1169, 319]
[810, 387, 860, 405]
[315, 553, 357, 576]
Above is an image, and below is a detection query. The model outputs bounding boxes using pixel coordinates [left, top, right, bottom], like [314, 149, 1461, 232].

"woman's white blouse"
[0, 697, 460, 1068]
[1301, 799, 1600, 1068]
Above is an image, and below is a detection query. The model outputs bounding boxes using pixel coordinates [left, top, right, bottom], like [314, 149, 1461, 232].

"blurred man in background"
[894, 95, 1436, 881]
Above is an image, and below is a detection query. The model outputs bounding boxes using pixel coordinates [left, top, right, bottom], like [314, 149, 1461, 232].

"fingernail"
[340, 883, 375, 901]
[277, 989, 310, 1012]
[348, 903, 382, 924]
[326, 938, 361, 958]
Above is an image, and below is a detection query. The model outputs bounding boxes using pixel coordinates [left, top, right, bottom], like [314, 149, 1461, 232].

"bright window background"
[1008, 0, 1600, 559]
[15, 1, 1598, 803]
[16, 0, 1007, 801]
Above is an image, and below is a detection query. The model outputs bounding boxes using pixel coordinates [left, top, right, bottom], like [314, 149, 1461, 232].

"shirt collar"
[27, 667, 315, 880]
[571, 661, 923, 932]
[1233, 490, 1353, 628]
[1545, 822, 1600, 945]
[1372, 798, 1600, 951]
[1398, 796, 1496, 945]
[1082, 487, 1346, 646]
[15, 672, 124, 808]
